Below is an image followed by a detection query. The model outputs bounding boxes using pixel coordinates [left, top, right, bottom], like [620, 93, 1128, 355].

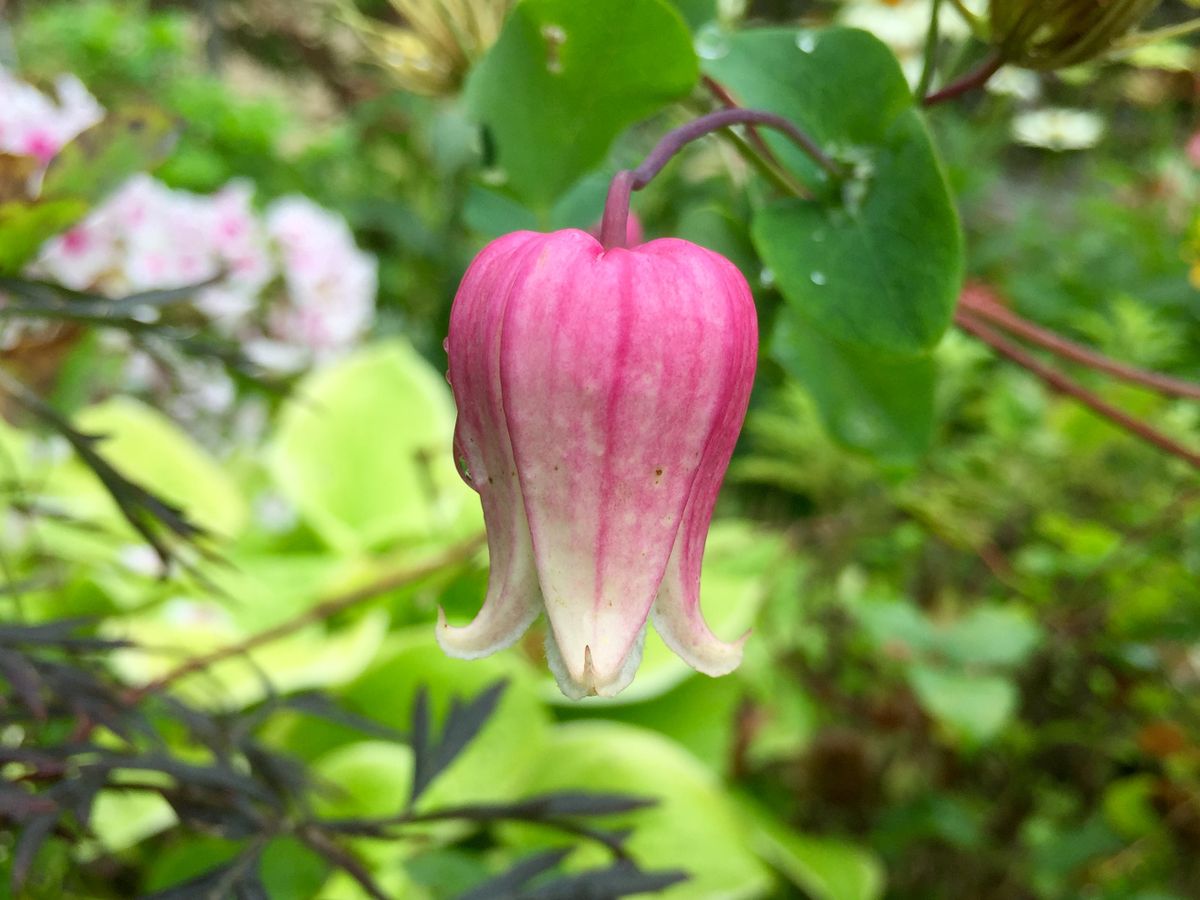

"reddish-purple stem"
[961, 291, 1200, 401]
[599, 108, 841, 250]
[955, 309, 1200, 470]
[922, 53, 1003, 106]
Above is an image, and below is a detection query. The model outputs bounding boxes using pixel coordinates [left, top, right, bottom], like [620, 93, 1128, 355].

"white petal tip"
[652, 604, 748, 678]
[545, 631, 646, 700]
[435, 603, 538, 661]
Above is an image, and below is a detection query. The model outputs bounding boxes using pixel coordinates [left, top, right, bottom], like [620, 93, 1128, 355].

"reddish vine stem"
[922, 52, 1002, 106]
[955, 309, 1200, 470]
[124, 533, 486, 702]
[599, 108, 842, 250]
[701, 76, 788, 173]
[961, 291, 1200, 401]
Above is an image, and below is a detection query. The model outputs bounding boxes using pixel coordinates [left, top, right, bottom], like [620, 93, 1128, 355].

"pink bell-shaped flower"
[439, 228, 758, 698]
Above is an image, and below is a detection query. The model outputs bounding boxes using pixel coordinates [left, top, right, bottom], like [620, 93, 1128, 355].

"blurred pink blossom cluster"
[1, 68, 377, 369]
[0, 68, 103, 164]
[32, 177, 379, 367]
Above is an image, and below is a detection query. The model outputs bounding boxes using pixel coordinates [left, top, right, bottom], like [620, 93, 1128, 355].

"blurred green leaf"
[908, 666, 1018, 747]
[465, 0, 698, 208]
[936, 607, 1042, 669]
[42, 107, 177, 203]
[0, 198, 88, 274]
[269, 340, 476, 553]
[746, 802, 884, 900]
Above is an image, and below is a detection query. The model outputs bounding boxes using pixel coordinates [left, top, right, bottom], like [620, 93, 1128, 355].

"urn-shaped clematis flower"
[440, 229, 758, 699]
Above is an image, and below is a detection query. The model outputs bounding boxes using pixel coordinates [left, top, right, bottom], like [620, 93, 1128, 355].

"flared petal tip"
[652, 604, 749, 678]
[435, 604, 538, 661]
[545, 629, 647, 700]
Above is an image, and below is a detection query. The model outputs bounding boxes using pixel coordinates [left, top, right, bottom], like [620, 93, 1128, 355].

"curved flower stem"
[922, 52, 1002, 106]
[955, 310, 1200, 470]
[599, 108, 842, 250]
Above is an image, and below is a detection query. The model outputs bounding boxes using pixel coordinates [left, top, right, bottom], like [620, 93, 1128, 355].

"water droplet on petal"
[695, 24, 729, 60]
[810, 271, 827, 286]
[796, 31, 818, 53]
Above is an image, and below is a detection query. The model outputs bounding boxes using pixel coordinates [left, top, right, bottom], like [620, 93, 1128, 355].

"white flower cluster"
[1, 68, 377, 369]
[0, 68, 103, 163]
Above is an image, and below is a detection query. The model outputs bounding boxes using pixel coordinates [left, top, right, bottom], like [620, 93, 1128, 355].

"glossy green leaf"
[269, 340, 476, 553]
[772, 316, 936, 464]
[501, 721, 774, 899]
[707, 27, 962, 356]
[465, 0, 698, 208]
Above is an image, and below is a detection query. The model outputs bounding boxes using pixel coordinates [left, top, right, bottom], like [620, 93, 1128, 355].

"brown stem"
[125, 533, 485, 702]
[960, 291, 1200, 401]
[922, 52, 1003, 106]
[955, 310, 1200, 470]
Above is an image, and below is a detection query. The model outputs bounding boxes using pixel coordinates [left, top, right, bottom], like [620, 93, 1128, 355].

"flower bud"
[988, 0, 1160, 70]
[440, 229, 758, 698]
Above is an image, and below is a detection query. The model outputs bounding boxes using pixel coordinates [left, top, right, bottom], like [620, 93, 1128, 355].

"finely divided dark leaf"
[521, 861, 689, 900]
[0, 647, 46, 718]
[12, 812, 58, 892]
[456, 847, 573, 900]
[139, 848, 265, 900]
[410, 679, 507, 806]
[505, 791, 656, 819]
[281, 692, 407, 743]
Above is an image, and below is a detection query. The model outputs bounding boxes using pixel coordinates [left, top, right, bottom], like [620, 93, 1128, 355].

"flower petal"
[650, 245, 758, 676]
[499, 232, 754, 693]
[439, 231, 545, 659]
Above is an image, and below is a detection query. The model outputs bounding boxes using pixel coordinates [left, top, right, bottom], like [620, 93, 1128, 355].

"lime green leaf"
[107, 606, 389, 711]
[67, 397, 248, 537]
[312, 741, 414, 819]
[89, 789, 176, 853]
[465, 0, 698, 208]
[269, 340, 475, 553]
[344, 630, 550, 808]
[501, 721, 773, 899]
[0, 198, 88, 274]
[908, 666, 1017, 747]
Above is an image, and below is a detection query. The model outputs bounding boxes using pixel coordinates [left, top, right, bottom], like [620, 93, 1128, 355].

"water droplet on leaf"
[810, 271, 827, 286]
[796, 31, 818, 53]
[695, 25, 729, 60]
